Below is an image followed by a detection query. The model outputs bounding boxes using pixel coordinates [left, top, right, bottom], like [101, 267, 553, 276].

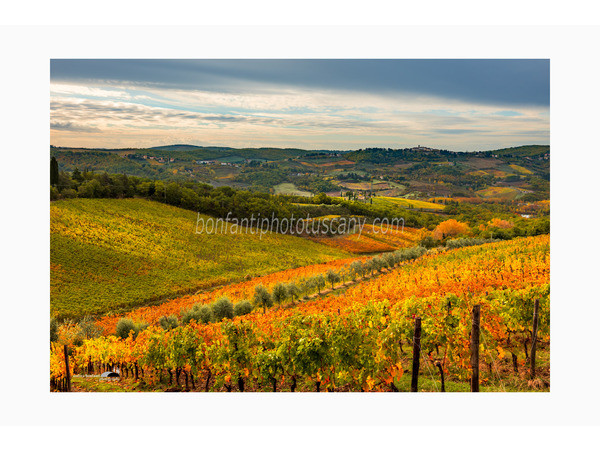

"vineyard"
[51, 235, 549, 392]
[50, 198, 351, 319]
[93, 255, 371, 335]
[309, 224, 421, 254]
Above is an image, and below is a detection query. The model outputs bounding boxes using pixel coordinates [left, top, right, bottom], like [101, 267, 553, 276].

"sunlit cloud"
[51, 83, 133, 100]
[50, 121, 101, 133]
[50, 60, 549, 151]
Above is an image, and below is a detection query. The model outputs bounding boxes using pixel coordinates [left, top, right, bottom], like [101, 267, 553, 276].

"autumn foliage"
[487, 218, 514, 229]
[432, 219, 469, 240]
[53, 235, 549, 392]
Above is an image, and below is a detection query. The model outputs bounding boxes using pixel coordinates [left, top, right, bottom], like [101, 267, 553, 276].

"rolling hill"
[51, 198, 351, 319]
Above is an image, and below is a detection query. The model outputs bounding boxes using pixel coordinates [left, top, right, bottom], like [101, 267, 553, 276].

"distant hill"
[50, 143, 549, 200]
[150, 144, 234, 151]
[488, 145, 550, 157]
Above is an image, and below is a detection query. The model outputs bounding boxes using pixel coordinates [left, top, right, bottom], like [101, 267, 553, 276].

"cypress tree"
[50, 156, 59, 186]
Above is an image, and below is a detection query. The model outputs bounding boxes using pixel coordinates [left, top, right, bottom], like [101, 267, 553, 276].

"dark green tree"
[72, 167, 84, 183]
[50, 156, 59, 186]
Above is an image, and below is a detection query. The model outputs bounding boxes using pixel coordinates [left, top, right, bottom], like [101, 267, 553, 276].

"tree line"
[49, 157, 442, 228]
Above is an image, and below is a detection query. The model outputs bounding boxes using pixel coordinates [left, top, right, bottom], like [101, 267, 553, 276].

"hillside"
[54, 235, 550, 392]
[50, 198, 351, 319]
[150, 145, 234, 151]
[489, 144, 549, 157]
[50, 143, 550, 202]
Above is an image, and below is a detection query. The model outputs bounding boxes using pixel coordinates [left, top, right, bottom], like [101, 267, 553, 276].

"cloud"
[51, 83, 132, 100]
[432, 129, 482, 135]
[494, 110, 524, 117]
[51, 59, 550, 107]
[49, 61, 550, 152]
[49, 93, 549, 151]
[50, 121, 100, 133]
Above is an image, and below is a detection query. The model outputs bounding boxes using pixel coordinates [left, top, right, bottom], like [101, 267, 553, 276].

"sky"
[50, 59, 549, 152]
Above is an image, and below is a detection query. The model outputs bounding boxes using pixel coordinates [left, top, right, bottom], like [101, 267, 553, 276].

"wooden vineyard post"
[470, 305, 480, 392]
[63, 344, 71, 392]
[411, 317, 422, 392]
[435, 361, 446, 393]
[530, 298, 540, 379]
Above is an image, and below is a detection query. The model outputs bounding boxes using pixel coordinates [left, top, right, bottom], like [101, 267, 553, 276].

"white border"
[1, 21, 599, 441]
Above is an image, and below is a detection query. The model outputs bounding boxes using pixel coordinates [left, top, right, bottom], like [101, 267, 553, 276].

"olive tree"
[253, 284, 272, 313]
[326, 269, 341, 290]
[272, 283, 288, 307]
[212, 296, 235, 321]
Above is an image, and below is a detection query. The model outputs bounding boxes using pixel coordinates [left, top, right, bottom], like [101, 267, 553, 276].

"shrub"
[419, 236, 440, 249]
[61, 188, 77, 199]
[116, 318, 137, 339]
[159, 315, 179, 330]
[234, 300, 254, 317]
[115, 318, 148, 339]
[446, 237, 499, 249]
[383, 252, 396, 269]
[395, 246, 428, 262]
[212, 296, 235, 321]
[198, 305, 214, 324]
[372, 256, 386, 273]
[363, 259, 374, 276]
[181, 304, 203, 325]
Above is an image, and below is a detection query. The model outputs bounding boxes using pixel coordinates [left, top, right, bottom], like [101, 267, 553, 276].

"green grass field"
[273, 182, 313, 197]
[51, 198, 350, 319]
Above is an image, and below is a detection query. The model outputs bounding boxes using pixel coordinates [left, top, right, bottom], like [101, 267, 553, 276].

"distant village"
[194, 159, 242, 167]
[129, 154, 244, 167]
[140, 155, 175, 163]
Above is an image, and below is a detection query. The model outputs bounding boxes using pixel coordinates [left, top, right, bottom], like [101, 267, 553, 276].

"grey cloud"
[50, 99, 277, 127]
[51, 121, 100, 133]
[51, 59, 550, 108]
[432, 129, 483, 135]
